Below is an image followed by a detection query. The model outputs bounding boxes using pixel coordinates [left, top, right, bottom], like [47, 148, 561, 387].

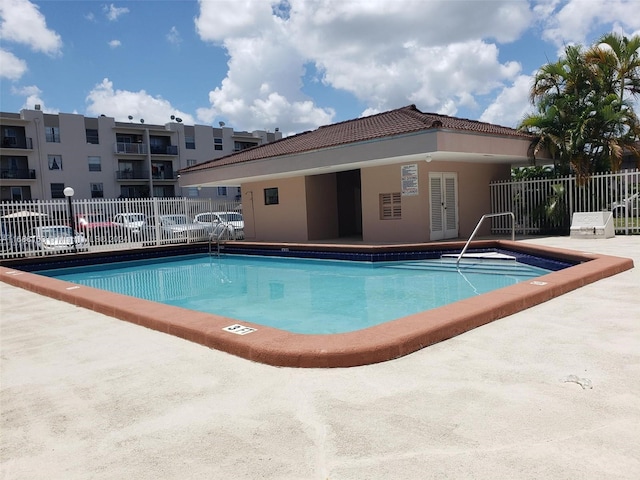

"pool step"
[383, 261, 539, 276]
[440, 252, 517, 261]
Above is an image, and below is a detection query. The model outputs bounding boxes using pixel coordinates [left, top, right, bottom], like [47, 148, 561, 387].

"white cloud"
[538, 0, 640, 48]
[193, 0, 531, 133]
[479, 74, 534, 127]
[0, 49, 27, 80]
[166, 26, 181, 45]
[195, 3, 334, 133]
[11, 84, 56, 112]
[0, 0, 62, 55]
[103, 3, 129, 22]
[108, 39, 121, 48]
[85, 78, 195, 125]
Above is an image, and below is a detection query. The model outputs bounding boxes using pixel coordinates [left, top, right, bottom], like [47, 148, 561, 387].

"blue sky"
[1, 0, 639, 136]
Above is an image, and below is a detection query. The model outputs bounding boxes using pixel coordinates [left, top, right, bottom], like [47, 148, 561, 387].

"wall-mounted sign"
[401, 164, 418, 196]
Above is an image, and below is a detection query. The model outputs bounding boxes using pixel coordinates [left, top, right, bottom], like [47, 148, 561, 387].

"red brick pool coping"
[0, 240, 633, 368]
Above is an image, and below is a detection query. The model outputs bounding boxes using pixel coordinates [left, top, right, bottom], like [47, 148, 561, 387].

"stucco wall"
[241, 177, 309, 242]
[361, 161, 511, 243]
[305, 174, 339, 240]
[241, 161, 511, 243]
[361, 163, 430, 243]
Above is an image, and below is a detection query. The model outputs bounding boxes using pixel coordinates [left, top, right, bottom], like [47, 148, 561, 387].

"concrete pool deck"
[1, 235, 639, 479]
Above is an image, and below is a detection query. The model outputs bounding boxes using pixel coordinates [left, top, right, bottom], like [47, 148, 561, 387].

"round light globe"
[63, 187, 75, 197]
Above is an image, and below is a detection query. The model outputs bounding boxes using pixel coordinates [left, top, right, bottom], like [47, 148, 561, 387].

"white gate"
[490, 169, 639, 235]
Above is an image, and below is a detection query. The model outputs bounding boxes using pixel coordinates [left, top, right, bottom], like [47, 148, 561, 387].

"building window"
[185, 136, 195, 149]
[187, 187, 199, 197]
[51, 183, 65, 198]
[379, 192, 401, 219]
[48, 155, 62, 170]
[90, 183, 104, 198]
[86, 129, 99, 144]
[88, 156, 101, 172]
[214, 138, 223, 150]
[45, 126, 60, 143]
[217, 186, 227, 196]
[11, 187, 23, 201]
[2, 127, 17, 146]
[264, 187, 279, 205]
[186, 159, 197, 167]
[234, 141, 257, 152]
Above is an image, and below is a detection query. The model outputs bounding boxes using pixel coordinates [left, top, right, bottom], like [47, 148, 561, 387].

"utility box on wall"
[570, 212, 615, 239]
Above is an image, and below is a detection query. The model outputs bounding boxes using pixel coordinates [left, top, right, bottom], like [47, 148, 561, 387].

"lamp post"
[63, 186, 77, 253]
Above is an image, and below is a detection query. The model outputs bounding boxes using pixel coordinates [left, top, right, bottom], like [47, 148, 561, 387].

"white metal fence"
[1, 197, 242, 259]
[490, 169, 639, 236]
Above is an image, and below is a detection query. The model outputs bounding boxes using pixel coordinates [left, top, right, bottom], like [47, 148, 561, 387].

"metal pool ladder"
[456, 212, 515, 267]
[208, 224, 233, 257]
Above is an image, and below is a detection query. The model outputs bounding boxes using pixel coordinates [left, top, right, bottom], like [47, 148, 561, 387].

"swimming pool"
[38, 254, 553, 334]
[0, 240, 633, 367]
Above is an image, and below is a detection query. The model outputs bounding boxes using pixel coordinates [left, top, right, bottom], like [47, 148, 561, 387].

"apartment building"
[0, 108, 282, 201]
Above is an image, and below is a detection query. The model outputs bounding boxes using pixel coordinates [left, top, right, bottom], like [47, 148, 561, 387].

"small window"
[186, 159, 197, 167]
[48, 155, 62, 170]
[88, 156, 101, 172]
[379, 192, 401, 219]
[90, 183, 104, 198]
[187, 187, 199, 197]
[217, 186, 227, 196]
[51, 183, 65, 198]
[45, 126, 60, 143]
[86, 129, 99, 144]
[264, 187, 279, 205]
[185, 136, 195, 149]
[214, 138, 223, 151]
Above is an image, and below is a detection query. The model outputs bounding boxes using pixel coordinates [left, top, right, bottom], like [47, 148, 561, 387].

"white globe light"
[63, 187, 75, 197]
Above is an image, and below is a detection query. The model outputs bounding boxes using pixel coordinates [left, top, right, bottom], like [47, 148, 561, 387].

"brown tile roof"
[181, 104, 532, 173]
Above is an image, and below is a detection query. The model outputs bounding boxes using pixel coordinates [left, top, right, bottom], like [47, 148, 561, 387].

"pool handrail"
[456, 212, 515, 266]
[208, 223, 234, 256]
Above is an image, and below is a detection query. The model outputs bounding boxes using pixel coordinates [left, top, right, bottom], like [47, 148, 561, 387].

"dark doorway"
[337, 169, 362, 238]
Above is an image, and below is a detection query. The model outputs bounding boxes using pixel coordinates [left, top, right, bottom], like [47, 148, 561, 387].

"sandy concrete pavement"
[1, 236, 639, 480]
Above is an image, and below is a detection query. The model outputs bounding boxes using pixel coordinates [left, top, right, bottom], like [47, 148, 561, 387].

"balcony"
[115, 142, 147, 155]
[116, 169, 150, 180]
[152, 171, 177, 180]
[0, 168, 36, 179]
[150, 145, 178, 155]
[1, 137, 33, 149]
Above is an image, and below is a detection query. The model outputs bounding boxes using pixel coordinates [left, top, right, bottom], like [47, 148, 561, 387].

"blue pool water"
[39, 253, 553, 334]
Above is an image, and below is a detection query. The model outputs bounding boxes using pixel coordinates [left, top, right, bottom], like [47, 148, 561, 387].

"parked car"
[27, 225, 89, 253]
[611, 192, 639, 217]
[112, 213, 147, 237]
[194, 211, 244, 239]
[75, 213, 127, 244]
[141, 214, 211, 244]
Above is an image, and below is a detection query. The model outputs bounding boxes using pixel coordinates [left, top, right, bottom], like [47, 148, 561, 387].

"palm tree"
[520, 34, 640, 181]
[585, 33, 640, 170]
[586, 33, 640, 105]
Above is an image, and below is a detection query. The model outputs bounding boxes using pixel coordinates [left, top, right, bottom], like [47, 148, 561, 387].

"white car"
[112, 213, 147, 237]
[28, 225, 89, 253]
[194, 211, 244, 239]
[141, 214, 211, 243]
